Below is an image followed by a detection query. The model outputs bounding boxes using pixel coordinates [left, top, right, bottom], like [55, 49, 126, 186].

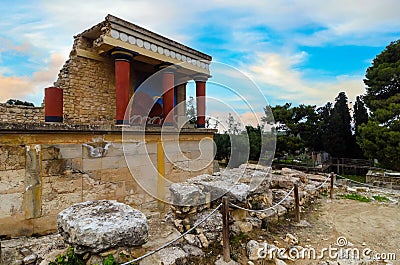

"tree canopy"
[323, 92, 353, 158]
[6, 99, 34, 107]
[358, 40, 400, 170]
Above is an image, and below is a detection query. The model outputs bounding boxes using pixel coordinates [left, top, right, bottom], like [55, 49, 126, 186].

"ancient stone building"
[0, 15, 215, 237]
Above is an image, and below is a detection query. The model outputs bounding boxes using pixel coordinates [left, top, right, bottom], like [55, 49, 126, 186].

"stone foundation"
[0, 124, 215, 237]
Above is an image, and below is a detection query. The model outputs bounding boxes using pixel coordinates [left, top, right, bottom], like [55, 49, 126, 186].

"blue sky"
[1, 0, 400, 125]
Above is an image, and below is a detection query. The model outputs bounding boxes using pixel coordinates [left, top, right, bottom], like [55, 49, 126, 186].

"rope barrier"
[336, 174, 396, 192]
[120, 203, 222, 265]
[230, 187, 295, 213]
[230, 174, 332, 213]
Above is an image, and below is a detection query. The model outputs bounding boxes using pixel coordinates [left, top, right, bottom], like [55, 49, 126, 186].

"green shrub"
[49, 247, 84, 265]
[372, 195, 390, 202]
[339, 193, 371, 202]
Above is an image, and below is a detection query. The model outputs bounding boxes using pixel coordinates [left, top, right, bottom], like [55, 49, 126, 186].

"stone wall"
[366, 174, 400, 189]
[0, 126, 215, 237]
[54, 37, 116, 125]
[0, 103, 44, 124]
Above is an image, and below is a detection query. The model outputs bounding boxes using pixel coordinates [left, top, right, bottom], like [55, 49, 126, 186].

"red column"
[112, 50, 134, 125]
[195, 76, 207, 128]
[162, 71, 175, 126]
[44, 87, 63, 122]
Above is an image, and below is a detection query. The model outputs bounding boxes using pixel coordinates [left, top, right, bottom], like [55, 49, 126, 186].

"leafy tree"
[6, 99, 34, 107]
[351, 96, 369, 158]
[246, 125, 261, 161]
[314, 102, 333, 151]
[214, 133, 230, 161]
[323, 92, 353, 158]
[266, 103, 320, 155]
[353, 96, 369, 135]
[358, 40, 400, 170]
[275, 134, 304, 157]
[226, 113, 242, 135]
[186, 96, 196, 124]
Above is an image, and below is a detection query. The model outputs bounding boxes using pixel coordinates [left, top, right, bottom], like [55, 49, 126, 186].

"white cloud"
[244, 52, 365, 106]
[0, 53, 64, 104]
[1, 0, 397, 106]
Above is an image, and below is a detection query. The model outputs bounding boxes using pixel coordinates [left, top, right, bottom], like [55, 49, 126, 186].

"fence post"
[222, 196, 231, 262]
[294, 183, 300, 223]
[330, 172, 335, 199]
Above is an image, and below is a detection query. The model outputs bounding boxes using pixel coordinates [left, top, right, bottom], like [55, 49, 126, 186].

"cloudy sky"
[1, 0, 399, 118]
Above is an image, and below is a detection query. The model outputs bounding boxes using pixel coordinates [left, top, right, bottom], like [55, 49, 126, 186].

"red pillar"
[195, 76, 207, 128]
[162, 71, 175, 126]
[112, 50, 134, 125]
[44, 87, 63, 122]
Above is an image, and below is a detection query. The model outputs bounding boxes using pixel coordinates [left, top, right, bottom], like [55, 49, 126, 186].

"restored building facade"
[0, 15, 215, 237]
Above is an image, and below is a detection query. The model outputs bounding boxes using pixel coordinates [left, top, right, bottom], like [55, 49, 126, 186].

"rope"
[306, 174, 331, 191]
[120, 203, 222, 265]
[336, 174, 396, 192]
[230, 187, 295, 213]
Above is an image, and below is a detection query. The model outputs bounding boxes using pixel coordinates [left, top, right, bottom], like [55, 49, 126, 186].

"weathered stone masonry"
[0, 103, 44, 124]
[0, 15, 215, 237]
[0, 125, 215, 237]
[54, 37, 118, 125]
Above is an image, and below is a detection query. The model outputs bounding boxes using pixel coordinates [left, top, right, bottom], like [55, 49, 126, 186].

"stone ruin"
[0, 165, 330, 265]
[57, 200, 149, 254]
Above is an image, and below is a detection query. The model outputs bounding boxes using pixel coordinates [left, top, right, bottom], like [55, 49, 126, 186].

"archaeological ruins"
[0, 14, 215, 237]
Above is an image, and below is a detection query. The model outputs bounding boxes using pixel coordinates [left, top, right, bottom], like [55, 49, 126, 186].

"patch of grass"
[321, 191, 328, 197]
[372, 195, 390, 202]
[272, 171, 282, 175]
[339, 193, 371, 202]
[231, 232, 248, 247]
[337, 174, 366, 183]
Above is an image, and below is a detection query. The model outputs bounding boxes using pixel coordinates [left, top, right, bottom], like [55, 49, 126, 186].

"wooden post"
[294, 183, 300, 223]
[222, 196, 231, 262]
[330, 172, 335, 199]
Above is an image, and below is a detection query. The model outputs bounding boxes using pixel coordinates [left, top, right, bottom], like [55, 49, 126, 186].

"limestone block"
[162, 141, 181, 154]
[42, 174, 83, 195]
[57, 200, 148, 254]
[247, 240, 262, 261]
[82, 158, 102, 171]
[125, 154, 157, 168]
[0, 169, 25, 194]
[0, 215, 33, 237]
[0, 145, 25, 170]
[32, 215, 58, 235]
[101, 168, 132, 182]
[170, 183, 205, 206]
[41, 146, 61, 160]
[189, 159, 213, 172]
[82, 176, 116, 201]
[41, 192, 82, 216]
[42, 159, 66, 176]
[104, 143, 124, 157]
[101, 156, 127, 169]
[0, 193, 23, 217]
[25, 146, 41, 219]
[63, 158, 83, 171]
[58, 144, 82, 159]
[144, 142, 157, 155]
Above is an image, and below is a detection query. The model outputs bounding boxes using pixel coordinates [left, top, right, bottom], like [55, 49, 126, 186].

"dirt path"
[292, 195, 400, 264]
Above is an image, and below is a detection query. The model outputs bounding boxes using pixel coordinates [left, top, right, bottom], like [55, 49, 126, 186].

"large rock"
[188, 174, 250, 202]
[170, 173, 250, 206]
[57, 200, 148, 254]
[169, 182, 205, 205]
